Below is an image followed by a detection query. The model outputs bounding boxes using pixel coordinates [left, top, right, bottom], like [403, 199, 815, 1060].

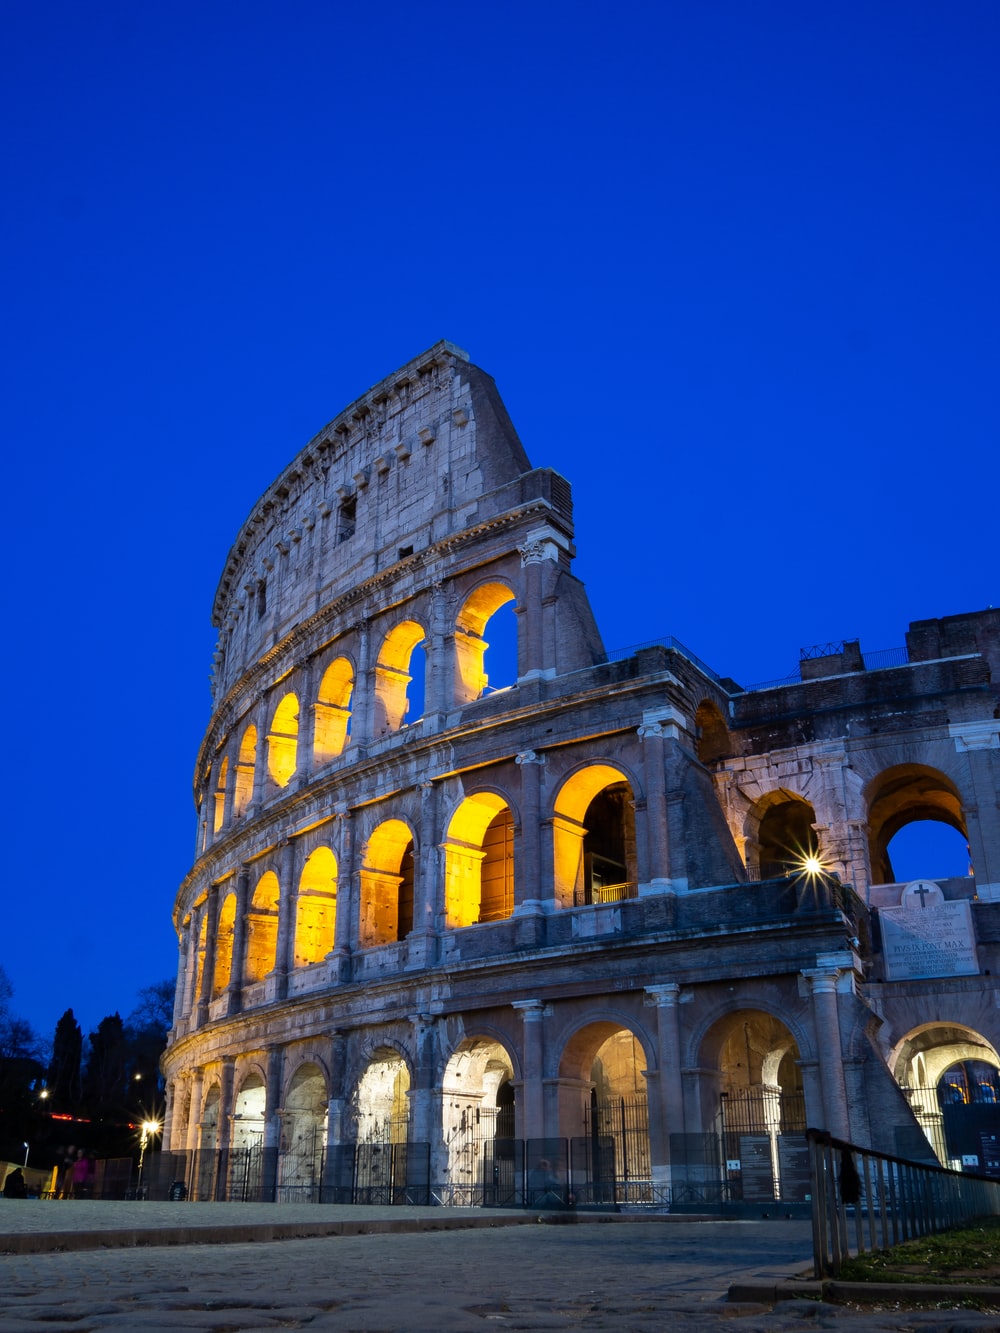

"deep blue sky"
[2, 1, 996, 1043]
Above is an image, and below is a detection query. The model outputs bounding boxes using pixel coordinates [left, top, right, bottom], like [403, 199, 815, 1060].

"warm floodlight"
[802, 855, 823, 875]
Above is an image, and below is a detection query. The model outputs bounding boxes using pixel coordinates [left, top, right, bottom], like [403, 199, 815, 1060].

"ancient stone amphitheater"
[162, 341, 1000, 1207]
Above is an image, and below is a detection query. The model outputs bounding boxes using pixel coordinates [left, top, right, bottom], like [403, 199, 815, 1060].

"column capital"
[516, 750, 545, 766]
[645, 983, 682, 1006]
[800, 967, 842, 994]
[512, 999, 547, 1020]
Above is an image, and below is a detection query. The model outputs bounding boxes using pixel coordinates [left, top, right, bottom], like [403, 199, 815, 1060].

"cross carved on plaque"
[912, 882, 933, 909]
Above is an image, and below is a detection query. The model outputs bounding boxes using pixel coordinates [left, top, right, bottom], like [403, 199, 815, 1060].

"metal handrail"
[808, 1128, 1000, 1277]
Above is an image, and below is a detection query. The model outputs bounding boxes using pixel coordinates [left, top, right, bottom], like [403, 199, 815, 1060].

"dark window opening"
[582, 783, 636, 904]
[398, 545, 413, 560]
[256, 581, 267, 619]
[397, 847, 415, 940]
[338, 495, 357, 544]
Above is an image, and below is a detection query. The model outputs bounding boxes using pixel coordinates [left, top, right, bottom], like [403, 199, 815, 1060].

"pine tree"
[47, 1009, 83, 1112]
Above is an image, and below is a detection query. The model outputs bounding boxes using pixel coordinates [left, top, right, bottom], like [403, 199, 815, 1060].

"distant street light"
[23, 1142, 29, 1168]
[136, 1120, 160, 1198]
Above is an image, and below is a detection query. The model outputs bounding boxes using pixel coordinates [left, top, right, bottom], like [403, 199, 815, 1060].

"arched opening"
[352, 1048, 410, 1203]
[212, 891, 236, 996]
[279, 1062, 328, 1201]
[294, 847, 337, 967]
[195, 1083, 221, 1200]
[886, 822, 972, 883]
[694, 700, 730, 764]
[866, 766, 970, 886]
[553, 765, 637, 909]
[454, 582, 518, 705]
[213, 757, 228, 833]
[231, 1072, 267, 1201]
[893, 1024, 1000, 1167]
[441, 1038, 516, 1204]
[750, 792, 819, 879]
[443, 793, 515, 928]
[359, 821, 415, 947]
[374, 621, 426, 735]
[700, 1010, 805, 1203]
[233, 725, 256, 817]
[244, 871, 279, 982]
[314, 657, 353, 764]
[558, 1022, 652, 1205]
[266, 693, 299, 788]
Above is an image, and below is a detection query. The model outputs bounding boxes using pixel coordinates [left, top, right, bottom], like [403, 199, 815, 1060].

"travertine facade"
[163, 343, 1000, 1205]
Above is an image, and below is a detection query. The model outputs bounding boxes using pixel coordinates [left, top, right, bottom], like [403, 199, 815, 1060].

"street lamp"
[136, 1120, 160, 1198]
[22, 1142, 29, 1169]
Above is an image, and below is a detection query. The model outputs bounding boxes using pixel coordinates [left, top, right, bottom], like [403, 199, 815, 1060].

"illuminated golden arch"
[552, 764, 635, 909]
[245, 870, 279, 982]
[294, 846, 337, 967]
[267, 693, 299, 787]
[443, 792, 515, 928]
[374, 621, 426, 735]
[213, 757, 229, 834]
[359, 819, 414, 947]
[234, 725, 257, 817]
[212, 891, 236, 996]
[314, 657, 353, 764]
[454, 582, 516, 705]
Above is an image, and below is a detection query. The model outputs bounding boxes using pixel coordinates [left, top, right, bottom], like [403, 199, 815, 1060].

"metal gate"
[354, 1115, 410, 1203]
[278, 1124, 326, 1202]
[581, 1094, 652, 1205]
[718, 1089, 808, 1202]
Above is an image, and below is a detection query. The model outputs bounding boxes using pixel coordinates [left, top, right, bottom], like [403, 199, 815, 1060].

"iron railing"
[808, 1128, 1000, 1278]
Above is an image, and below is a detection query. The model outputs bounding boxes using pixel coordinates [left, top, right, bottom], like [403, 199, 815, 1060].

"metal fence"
[808, 1128, 1000, 1278]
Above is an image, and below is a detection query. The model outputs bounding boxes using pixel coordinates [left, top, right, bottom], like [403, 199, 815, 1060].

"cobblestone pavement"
[3, 1218, 999, 1332]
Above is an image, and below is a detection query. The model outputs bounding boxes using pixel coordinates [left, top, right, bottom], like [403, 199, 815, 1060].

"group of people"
[56, 1147, 94, 1198]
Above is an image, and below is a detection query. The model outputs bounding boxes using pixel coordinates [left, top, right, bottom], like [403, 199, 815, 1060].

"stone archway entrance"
[559, 1023, 653, 1206]
[278, 1063, 328, 1201]
[351, 1048, 411, 1202]
[440, 1038, 516, 1205]
[893, 1023, 1000, 1170]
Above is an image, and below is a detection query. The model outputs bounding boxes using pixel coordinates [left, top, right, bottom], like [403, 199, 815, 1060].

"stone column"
[638, 723, 670, 892]
[262, 1045, 284, 1202]
[196, 885, 220, 1026]
[250, 700, 269, 812]
[330, 805, 353, 981]
[217, 1057, 236, 1159]
[185, 1069, 204, 1154]
[514, 750, 547, 922]
[802, 968, 850, 1140]
[351, 620, 372, 747]
[326, 1030, 349, 1148]
[952, 726, 1000, 899]
[424, 581, 450, 721]
[513, 1000, 546, 1142]
[516, 536, 561, 682]
[408, 1013, 443, 1192]
[295, 659, 316, 785]
[407, 782, 438, 970]
[226, 865, 251, 1014]
[645, 984, 686, 1189]
[273, 836, 298, 998]
[221, 749, 236, 831]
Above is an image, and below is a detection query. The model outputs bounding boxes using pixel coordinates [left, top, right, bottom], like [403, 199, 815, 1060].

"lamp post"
[136, 1120, 160, 1198]
[22, 1142, 29, 1169]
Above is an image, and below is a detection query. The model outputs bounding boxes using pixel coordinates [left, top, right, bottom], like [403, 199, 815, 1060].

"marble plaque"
[880, 884, 978, 980]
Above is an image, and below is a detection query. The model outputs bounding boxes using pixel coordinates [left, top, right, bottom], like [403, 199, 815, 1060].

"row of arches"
[191, 766, 641, 1007]
[204, 582, 519, 841]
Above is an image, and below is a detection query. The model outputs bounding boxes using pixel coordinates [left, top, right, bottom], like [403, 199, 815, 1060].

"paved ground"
[1, 1203, 998, 1331]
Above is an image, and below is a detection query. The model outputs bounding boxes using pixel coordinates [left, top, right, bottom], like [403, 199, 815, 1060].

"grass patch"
[838, 1215, 1000, 1285]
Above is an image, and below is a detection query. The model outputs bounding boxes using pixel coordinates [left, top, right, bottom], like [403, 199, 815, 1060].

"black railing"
[808, 1129, 1000, 1277]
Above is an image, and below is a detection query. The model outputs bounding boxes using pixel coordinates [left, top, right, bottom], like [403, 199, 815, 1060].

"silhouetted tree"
[124, 980, 174, 1107]
[47, 1009, 83, 1113]
[0, 966, 46, 1159]
[82, 1013, 129, 1119]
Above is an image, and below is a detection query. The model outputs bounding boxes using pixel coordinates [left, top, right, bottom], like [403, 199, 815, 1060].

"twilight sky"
[2, 1, 997, 1044]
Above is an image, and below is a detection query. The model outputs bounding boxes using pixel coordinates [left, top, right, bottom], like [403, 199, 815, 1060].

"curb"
[729, 1279, 1000, 1307]
[0, 1210, 714, 1256]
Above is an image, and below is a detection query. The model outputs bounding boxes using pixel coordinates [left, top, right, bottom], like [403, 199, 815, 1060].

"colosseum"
[161, 340, 1000, 1207]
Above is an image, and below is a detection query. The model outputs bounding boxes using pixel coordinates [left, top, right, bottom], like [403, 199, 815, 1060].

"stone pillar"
[407, 782, 438, 969]
[172, 933, 188, 1030]
[221, 749, 236, 831]
[325, 1030, 349, 1148]
[424, 581, 450, 720]
[513, 1000, 546, 1142]
[250, 700, 269, 812]
[802, 968, 850, 1140]
[351, 620, 372, 747]
[516, 536, 560, 682]
[226, 865, 251, 1014]
[951, 726, 1000, 899]
[638, 723, 670, 892]
[330, 805, 353, 981]
[262, 1044, 284, 1202]
[514, 750, 547, 920]
[646, 984, 686, 1189]
[196, 885, 220, 1026]
[217, 1057, 236, 1159]
[273, 836, 298, 998]
[185, 1069, 204, 1154]
[295, 659, 316, 785]
[408, 1013, 443, 1188]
